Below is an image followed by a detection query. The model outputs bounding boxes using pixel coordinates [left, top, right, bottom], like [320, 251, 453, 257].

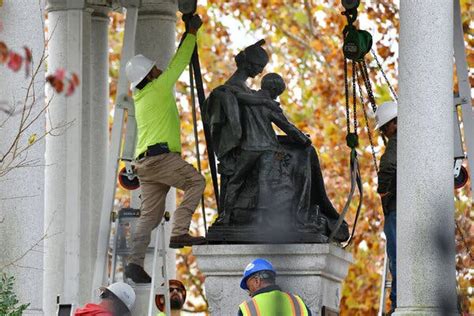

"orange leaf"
[71, 73, 80, 86]
[46, 75, 64, 93]
[23, 46, 32, 76]
[23, 46, 32, 63]
[0, 41, 7, 63]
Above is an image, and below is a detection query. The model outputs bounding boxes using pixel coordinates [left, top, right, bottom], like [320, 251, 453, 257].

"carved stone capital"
[46, 0, 112, 14]
[138, 0, 177, 20]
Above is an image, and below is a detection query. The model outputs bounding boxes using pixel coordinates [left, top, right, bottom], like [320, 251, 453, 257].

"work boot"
[125, 263, 151, 283]
[169, 234, 206, 249]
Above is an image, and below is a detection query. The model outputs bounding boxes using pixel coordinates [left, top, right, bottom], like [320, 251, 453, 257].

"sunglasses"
[169, 287, 185, 295]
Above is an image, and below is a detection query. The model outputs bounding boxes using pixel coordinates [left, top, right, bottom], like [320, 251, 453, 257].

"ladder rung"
[114, 247, 157, 255]
[117, 208, 140, 218]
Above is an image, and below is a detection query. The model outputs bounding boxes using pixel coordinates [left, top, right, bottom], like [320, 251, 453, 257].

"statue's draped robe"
[203, 83, 342, 229]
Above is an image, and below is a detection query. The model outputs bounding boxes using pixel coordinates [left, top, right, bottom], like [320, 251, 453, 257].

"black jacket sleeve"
[377, 135, 397, 215]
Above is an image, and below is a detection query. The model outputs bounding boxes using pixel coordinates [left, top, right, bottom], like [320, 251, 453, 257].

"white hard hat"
[102, 282, 136, 311]
[375, 101, 398, 130]
[125, 54, 155, 88]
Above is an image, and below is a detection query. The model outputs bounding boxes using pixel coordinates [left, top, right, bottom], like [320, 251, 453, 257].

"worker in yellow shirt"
[124, 14, 206, 284]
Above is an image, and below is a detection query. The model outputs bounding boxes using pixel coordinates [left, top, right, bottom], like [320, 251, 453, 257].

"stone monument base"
[193, 244, 352, 315]
[206, 224, 328, 243]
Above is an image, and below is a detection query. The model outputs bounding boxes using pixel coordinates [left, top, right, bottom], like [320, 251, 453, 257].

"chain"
[352, 60, 357, 134]
[360, 60, 387, 146]
[360, 60, 378, 114]
[355, 63, 379, 173]
[344, 58, 351, 133]
[370, 49, 398, 101]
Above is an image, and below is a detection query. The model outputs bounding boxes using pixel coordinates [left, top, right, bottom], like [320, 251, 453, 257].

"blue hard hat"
[240, 258, 276, 290]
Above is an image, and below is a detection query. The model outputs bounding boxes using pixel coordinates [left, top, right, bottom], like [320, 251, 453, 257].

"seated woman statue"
[204, 42, 349, 243]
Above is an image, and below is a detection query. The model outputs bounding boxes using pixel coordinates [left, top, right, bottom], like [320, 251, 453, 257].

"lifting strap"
[179, 2, 220, 235]
[189, 39, 221, 233]
[328, 58, 363, 246]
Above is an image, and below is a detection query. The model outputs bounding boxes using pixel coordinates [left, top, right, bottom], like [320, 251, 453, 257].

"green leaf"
[0, 273, 30, 315]
[294, 11, 308, 25]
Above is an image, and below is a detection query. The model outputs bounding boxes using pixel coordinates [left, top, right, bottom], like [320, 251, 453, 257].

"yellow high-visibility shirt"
[133, 34, 196, 158]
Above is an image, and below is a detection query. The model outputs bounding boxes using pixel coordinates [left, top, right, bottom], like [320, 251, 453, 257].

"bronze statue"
[203, 40, 349, 243]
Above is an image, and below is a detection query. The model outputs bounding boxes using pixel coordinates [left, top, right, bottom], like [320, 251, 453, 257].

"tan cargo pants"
[128, 153, 206, 266]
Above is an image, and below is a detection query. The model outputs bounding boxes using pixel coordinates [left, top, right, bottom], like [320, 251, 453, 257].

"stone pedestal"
[194, 244, 352, 315]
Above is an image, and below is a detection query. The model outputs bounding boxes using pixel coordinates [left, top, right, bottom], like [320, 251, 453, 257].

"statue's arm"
[271, 111, 311, 146]
[235, 92, 282, 112]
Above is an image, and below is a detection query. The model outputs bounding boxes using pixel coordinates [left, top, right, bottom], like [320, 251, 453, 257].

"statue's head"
[235, 39, 269, 78]
[261, 73, 286, 99]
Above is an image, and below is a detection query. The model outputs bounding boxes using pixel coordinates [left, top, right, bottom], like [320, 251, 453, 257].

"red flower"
[46, 69, 80, 96]
[7, 51, 23, 72]
[54, 68, 65, 81]
[65, 80, 76, 96]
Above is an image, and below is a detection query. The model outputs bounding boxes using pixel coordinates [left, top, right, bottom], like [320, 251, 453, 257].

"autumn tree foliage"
[108, 0, 473, 314]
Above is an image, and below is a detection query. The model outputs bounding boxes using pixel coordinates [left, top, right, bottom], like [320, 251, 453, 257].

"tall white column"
[44, 0, 110, 313]
[85, 3, 110, 300]
[136, 0, 178, 277]
[131, 1, 178, 314]
[0, 1, 45, 314]
[396, 1, 457, 315]
[137, 0, 178, 275]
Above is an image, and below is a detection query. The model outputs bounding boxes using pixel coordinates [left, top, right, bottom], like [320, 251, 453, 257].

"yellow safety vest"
[239, 290, 309, 316]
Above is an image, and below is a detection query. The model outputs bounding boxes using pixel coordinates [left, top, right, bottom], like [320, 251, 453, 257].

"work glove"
[189, 14, 203, 31]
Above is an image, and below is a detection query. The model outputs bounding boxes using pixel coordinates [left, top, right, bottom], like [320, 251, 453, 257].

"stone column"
[44, 0, 111, 314]
[130, 1, 178, 314]
[87, 2, 110, 296]
[0, 1, 45, 314]
[194, 244, 352, 315]
[396, 1, 457, 315]
[135, 0, 178, 273]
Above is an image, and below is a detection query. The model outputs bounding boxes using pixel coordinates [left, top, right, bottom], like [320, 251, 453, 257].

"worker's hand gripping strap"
[328, 148, 363, 245]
